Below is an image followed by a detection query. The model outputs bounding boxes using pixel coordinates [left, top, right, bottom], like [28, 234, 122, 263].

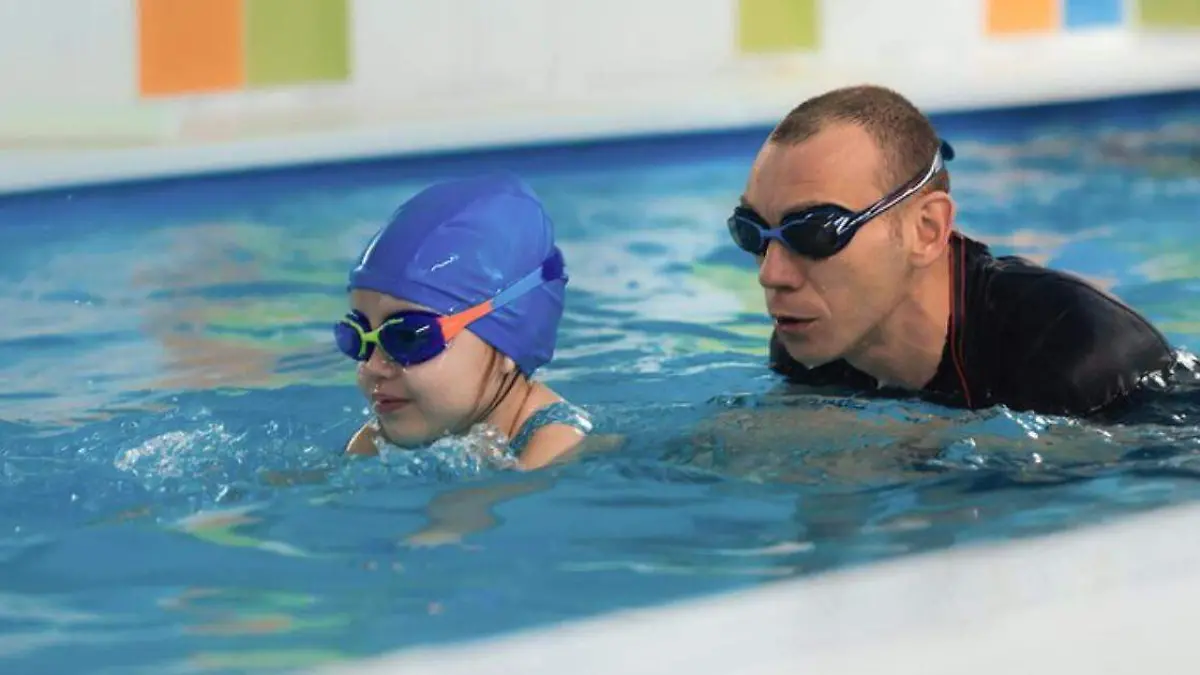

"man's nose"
[757, 240, 808, 290]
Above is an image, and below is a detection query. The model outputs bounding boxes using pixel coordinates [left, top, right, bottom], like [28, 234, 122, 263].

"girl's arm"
[345, 422, 380, 456]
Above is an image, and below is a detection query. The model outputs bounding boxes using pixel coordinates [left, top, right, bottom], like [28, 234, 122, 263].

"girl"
[334, 173, 593, 471]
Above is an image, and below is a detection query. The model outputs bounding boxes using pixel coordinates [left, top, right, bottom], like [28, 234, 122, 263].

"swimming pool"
[2, 90, 1199, 674]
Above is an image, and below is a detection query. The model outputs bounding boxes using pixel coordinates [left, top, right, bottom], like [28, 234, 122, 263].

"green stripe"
[245, 0, 351, 87]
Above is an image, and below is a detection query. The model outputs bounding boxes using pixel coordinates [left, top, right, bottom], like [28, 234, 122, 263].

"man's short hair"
[769, 84, 950, 194]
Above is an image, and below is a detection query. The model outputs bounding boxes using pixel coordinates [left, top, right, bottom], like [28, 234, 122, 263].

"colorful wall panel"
[245, 0, 349, 87]
[1064, 0, 1124, 28]
[986, 0, 1059, 34]
[737, 0, 819, 53]
[137, 0, 349, 97]
[138, 0, 243, 96]
[1137, 0, 1200, 27]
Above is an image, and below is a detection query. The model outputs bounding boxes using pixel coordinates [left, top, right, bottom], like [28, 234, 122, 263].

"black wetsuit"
[768, 233, 1178, 418]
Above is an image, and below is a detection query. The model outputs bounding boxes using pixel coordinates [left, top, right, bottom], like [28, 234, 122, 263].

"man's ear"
[910, 192, 955, 268]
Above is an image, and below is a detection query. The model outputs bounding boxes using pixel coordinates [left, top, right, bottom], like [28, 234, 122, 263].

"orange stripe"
[986, 0, 1059, 34]
[138, 0, 244, 96]
[439, 301, 493, 340]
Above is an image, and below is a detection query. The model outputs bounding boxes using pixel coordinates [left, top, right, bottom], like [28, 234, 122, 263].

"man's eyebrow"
[737, 196, 829, 217]
[780, 200, 825, 213]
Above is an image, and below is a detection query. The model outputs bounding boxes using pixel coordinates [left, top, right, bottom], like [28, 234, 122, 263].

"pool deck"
[311, 500, 1200, 675]
[6, 28, 1200, 675]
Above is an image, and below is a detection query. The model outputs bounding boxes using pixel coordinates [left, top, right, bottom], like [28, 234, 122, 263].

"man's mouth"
[772, 313, 817, 332]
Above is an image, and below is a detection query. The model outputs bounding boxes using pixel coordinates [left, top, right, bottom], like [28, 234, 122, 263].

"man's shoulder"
[974, 253, 1160, 346]
[967, 251, 1175, 415]
[974, 249, 1094, 302]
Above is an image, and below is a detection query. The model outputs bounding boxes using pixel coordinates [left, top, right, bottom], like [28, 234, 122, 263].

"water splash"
[113, 422, 247, 484]
[373, 421, 520, 479]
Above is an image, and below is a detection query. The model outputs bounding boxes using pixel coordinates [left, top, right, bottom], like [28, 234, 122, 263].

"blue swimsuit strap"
[510, 401, 593, 455]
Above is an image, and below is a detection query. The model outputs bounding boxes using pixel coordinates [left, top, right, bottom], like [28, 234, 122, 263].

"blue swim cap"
[348, 174, 567, 375]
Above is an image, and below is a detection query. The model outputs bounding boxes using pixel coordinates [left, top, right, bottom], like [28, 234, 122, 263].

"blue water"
[2, 91, 1200, 674]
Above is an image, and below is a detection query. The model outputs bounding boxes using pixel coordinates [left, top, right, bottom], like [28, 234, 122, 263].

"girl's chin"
[377, 421, 439, 449]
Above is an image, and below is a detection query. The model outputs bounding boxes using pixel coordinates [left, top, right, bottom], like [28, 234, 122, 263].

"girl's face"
[350, 289, 511, 447]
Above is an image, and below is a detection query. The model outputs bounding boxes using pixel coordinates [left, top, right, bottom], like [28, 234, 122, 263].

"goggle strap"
[439, 247, 565, 339]
[846, 142, 949, 230]
[439, 301, 491, 340]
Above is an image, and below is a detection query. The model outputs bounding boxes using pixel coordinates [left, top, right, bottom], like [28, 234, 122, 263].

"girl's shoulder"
[510, 399, 594, 463]
[511, 400, 594, 450]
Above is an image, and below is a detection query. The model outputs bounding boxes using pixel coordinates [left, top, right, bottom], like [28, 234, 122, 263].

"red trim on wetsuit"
[949, 232, 973, 408]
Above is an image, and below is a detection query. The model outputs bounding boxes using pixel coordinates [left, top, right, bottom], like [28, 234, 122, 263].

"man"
[729, 84, 1178, 419]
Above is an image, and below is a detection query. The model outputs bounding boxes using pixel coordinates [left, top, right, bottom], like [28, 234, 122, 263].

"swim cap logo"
[358, 229, 383, 267]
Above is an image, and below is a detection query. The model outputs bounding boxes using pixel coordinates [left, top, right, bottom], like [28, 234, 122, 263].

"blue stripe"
[1065, 0, 1124, 28]
[490, 263, 548, 311]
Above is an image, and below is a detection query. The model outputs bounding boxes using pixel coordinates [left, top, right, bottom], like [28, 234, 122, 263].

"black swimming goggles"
[727, 140, 955, 260]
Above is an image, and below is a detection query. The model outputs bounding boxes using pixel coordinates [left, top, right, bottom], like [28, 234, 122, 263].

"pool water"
[3, 91, 1200, 674]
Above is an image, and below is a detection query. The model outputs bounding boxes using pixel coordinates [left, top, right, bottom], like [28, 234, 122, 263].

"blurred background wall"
[0, 0, 1198, 144]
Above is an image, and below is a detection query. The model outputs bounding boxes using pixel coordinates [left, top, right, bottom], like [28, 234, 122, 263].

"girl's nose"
[362, 346, 399, 378]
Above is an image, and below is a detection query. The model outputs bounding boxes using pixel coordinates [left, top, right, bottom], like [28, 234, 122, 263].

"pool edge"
[1, 77, 1198, 199]
[307, 499, 1200, 674]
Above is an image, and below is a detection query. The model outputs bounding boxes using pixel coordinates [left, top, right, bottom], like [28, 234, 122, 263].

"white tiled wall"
[0, 0, 136, 106]
[349, 0, 735, 105]
[352, 0, 482, 103]
[821, 0, 985, 69]
[468, 0, 558, 97]
[549, 0, 734, 86]
[0, 0, 1193, 118]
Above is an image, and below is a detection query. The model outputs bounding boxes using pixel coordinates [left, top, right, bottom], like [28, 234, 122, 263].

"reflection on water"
[1, 94, 1200, 673]
[162, 586, 350, 639]
[131, 222, 354, 394]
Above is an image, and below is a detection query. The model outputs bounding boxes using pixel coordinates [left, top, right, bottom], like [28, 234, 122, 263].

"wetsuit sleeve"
[989, 275, 1175, 417]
